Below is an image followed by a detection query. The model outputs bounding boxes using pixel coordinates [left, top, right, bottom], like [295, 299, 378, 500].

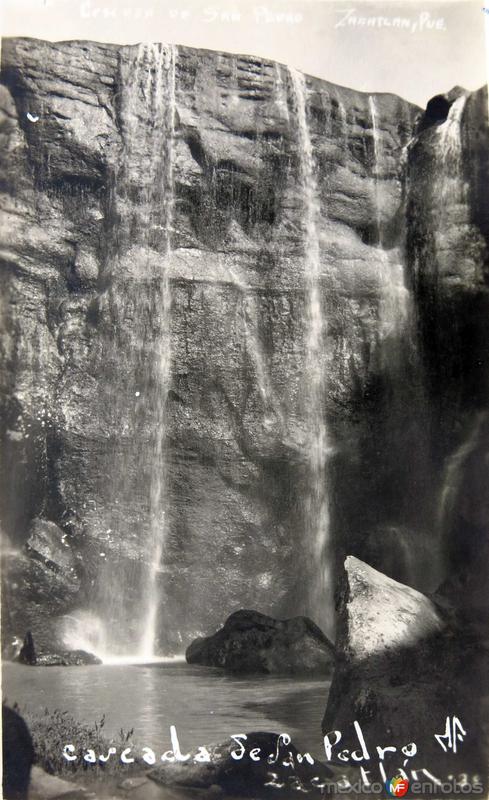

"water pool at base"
[3, 662, 331, 760]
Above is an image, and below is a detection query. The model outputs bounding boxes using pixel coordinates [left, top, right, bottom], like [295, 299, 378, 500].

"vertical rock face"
[406, 86, 489, 625]
[0, 37, 487, 655]
[407, 87, 489, 439]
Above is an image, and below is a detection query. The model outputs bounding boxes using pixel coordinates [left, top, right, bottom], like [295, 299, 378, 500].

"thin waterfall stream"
[368, 95, 409, 342]
[121, 42, 176, 660]
[64, 44, 176, 661]
[138, 43, 176, 661]
[289, 68, 334, 638]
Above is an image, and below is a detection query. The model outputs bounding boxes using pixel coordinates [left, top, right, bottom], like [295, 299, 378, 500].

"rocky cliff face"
[0, 37, 487, 655]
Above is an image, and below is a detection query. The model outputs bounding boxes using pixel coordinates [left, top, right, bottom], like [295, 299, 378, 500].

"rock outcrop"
[17, 630, 101, 666]
[33, 650, 101, 666]
[28, 766, 92, 800]
[323, 556, 487, 782]
[148, 731, 333, 798]
[18, 631, 36, 665]
[2, 518, 82, 654]
[0, 37, 488, 653]
[186, 610, 334, 673]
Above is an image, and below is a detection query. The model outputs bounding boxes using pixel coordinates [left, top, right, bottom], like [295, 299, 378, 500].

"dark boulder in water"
[186, 609, 334, 674]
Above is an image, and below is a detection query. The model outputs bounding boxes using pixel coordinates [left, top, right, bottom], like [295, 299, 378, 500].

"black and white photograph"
[0, 1, 488, 797]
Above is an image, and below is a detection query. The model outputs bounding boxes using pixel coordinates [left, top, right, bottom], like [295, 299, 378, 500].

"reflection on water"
[3, 663, 331, 759]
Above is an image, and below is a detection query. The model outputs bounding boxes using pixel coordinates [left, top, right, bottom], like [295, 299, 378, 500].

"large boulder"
[323, 557, 487, 784]
[186, 610, 334, 674]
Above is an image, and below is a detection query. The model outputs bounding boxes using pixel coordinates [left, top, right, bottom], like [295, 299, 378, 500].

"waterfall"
[126, 42, 176, 660]
[438, 95, 467, 168]
[289, 68, 334, 637]
[137, 43, 176, 660]
[368, 95, 409, 343]
[429, 93, 468, 274]
[438, 412, 486, 541]
[436, 94, 468, 211]
[368, 95, 382, 239]
[66, 44, 177, 661]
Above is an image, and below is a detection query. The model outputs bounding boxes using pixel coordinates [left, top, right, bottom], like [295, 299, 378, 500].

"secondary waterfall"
[438, 95, 467, 171]
[438, 412, 486, 539]
[368, 95, 409, 342]
[289, 68, 334, 637]
[65, 44, 176, 661]
[436, 94, 468, 221]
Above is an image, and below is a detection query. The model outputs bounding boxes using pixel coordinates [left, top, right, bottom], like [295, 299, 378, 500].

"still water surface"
[3, 662, 330, 759]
